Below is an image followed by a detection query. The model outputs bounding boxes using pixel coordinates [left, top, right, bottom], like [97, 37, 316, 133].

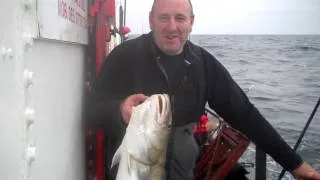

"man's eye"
[159, 15, 169, 21]
[176, 16, 186, 22]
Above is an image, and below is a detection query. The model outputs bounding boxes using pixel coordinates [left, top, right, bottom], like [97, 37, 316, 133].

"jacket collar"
[144, 31, 201, 65]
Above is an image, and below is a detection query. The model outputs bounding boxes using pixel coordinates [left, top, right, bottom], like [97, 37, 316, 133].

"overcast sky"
[121, 0, 320, 35]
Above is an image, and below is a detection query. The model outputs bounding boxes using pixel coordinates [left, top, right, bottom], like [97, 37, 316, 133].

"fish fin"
[127, 153, 131, 175]
[128, 154, 139, 180]
[111, 144, 122, 168]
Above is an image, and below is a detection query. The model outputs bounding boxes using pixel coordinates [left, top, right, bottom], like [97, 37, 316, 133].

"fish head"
[144, 94, 172, 129]
[123, 94, 172, 166]
[142, 94, 172, 150]
[154, 94, 172, 127]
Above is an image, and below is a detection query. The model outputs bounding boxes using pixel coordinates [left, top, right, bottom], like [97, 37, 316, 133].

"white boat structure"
[2, 1, 318, 180]
[0, 0, 123, 179]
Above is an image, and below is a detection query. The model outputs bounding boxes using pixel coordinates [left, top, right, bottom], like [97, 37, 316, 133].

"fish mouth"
[158, 96, 163, 115]
[155, 94, 171, 127]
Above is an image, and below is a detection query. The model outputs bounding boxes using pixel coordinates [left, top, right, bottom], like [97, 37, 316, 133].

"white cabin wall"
[1, 0, 87, 179]
[23, 39, 86, 180]
[0, 0, 29, 179]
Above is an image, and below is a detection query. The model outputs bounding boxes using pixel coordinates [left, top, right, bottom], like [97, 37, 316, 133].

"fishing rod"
[278, 97, 320, 180]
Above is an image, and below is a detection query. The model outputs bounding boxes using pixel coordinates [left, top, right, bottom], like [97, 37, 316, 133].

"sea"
[129, 34, 320, 179]
[189, 34, 320, 180]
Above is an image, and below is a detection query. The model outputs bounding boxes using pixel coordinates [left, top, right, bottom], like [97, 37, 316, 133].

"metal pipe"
[119, 5, 124, 42]
[256, 147, 267, 180]
[124, 0, 127, 26]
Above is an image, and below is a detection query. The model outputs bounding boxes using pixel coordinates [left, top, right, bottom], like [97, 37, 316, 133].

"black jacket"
[89, 32, 303, 175]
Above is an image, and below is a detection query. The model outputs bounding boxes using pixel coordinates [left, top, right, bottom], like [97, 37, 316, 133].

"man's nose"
[167, 18, 178, 31]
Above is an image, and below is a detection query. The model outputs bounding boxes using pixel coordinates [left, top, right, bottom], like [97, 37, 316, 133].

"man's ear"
[149, 11, 154, 30]
[189, 15, 195, 33]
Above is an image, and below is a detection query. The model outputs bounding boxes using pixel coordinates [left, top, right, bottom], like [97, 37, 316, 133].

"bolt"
[24, 69, 34, 88]
[0, 46, 6, 60]
[25, 107, 35, 126]
[23, 0, 33, 10]
[25, 145, 36, 164]
[1, 46, 13, 60]
[7, 48, 13, 58]
[24, 144, 36, 179]
[23, 32, 33, 51]
[1, 46, 6, 54]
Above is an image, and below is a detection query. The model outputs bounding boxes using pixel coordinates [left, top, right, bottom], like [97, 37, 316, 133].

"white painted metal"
[1, 0, 87, 179]
[37, 0, 89, 44]
[23, 39, 86, 180]
[1, 0, 31, 179]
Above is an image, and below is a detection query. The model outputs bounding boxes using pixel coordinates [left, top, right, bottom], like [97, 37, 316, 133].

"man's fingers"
[133, 93, 148, 103]
[129, 94, 148, 105]
[310, 171, 320, 179]
[125, 108, 132, 122]
[121, 94, 148, 123]
[292, 162, 320, 180]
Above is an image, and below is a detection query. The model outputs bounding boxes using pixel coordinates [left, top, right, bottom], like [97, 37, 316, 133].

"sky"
[120, 0, 320, 35]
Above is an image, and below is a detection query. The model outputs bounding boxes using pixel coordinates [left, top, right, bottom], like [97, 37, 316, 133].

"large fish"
[111, 94, 172, 180]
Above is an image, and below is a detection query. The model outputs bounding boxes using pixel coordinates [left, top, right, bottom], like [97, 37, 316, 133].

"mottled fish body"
[111, 94, 172, 180]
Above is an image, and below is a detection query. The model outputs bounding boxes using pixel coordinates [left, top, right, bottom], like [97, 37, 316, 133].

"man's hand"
[291, 162, 320, 180]
[120, 94, 148, 123]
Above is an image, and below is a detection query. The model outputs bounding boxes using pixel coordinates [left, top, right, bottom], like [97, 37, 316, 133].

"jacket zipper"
[155, 56, 191, 114]
[155, 56, 192, 180]
[155, 56, 175, 112]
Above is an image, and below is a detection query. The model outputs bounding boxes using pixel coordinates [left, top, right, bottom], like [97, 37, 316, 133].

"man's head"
[149, 0, 194, 55]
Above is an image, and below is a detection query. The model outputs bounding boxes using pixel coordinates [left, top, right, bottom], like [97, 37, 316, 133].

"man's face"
[149, 0, 194, 55]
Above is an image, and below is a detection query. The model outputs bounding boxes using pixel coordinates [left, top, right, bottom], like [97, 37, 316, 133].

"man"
[89, 0, 320, 179]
